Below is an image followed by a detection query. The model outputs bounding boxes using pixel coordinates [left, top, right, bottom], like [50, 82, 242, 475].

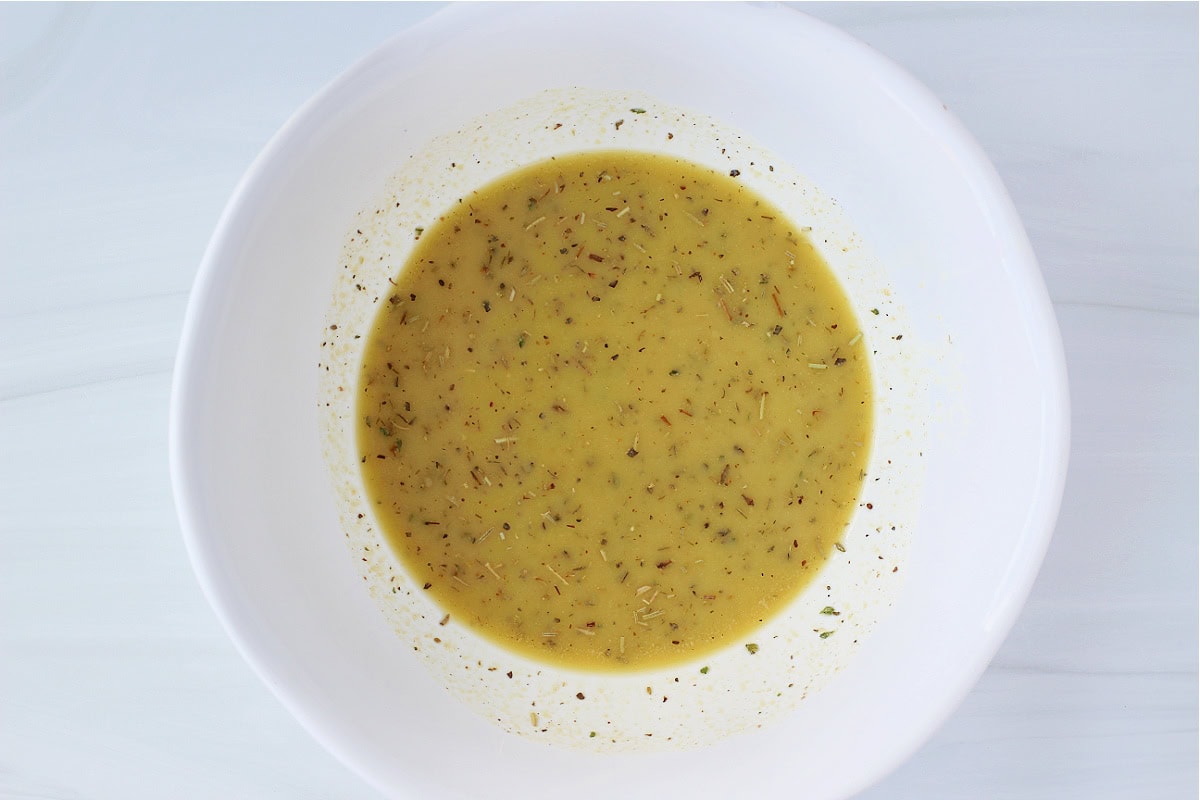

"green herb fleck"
[518, 335, 526, 348]
[630, 107, 646, 114]
[378, 426, 391, 437]
[870, 308, 880, 315]
[700, 666, 709, 674]
[589, 731, 597, 738]
[527, 197, 537, 210]
[820, 606, 838, 615]
[819, 630, 835, 639]
[834, 542, 846, 552]
[414, 227, 424, 240]
[745, 643, 759, 655]
[668, 369, 680, 376]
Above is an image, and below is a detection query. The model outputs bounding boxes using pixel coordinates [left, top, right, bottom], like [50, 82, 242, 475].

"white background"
[1, 3, 1195, 798]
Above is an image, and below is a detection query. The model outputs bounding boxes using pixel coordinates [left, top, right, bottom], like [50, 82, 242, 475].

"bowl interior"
[171, 5, 1069, 799]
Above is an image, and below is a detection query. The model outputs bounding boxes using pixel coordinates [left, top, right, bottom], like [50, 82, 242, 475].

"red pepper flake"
[656, 560, 672, 569]
[588, 253, 605, 262]
[660, 415, 672, 426]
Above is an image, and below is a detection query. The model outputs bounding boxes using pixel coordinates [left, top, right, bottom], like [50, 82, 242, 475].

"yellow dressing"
[356, 151, 871, 671]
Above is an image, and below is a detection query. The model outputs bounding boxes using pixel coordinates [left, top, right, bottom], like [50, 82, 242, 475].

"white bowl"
[170, 5, 1069, 799]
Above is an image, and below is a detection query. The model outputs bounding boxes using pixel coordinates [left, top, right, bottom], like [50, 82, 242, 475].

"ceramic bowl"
[171, 5, 1069, 798]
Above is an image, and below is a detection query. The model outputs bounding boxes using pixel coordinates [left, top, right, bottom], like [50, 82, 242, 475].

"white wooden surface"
[1, 4, 1195, 798]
